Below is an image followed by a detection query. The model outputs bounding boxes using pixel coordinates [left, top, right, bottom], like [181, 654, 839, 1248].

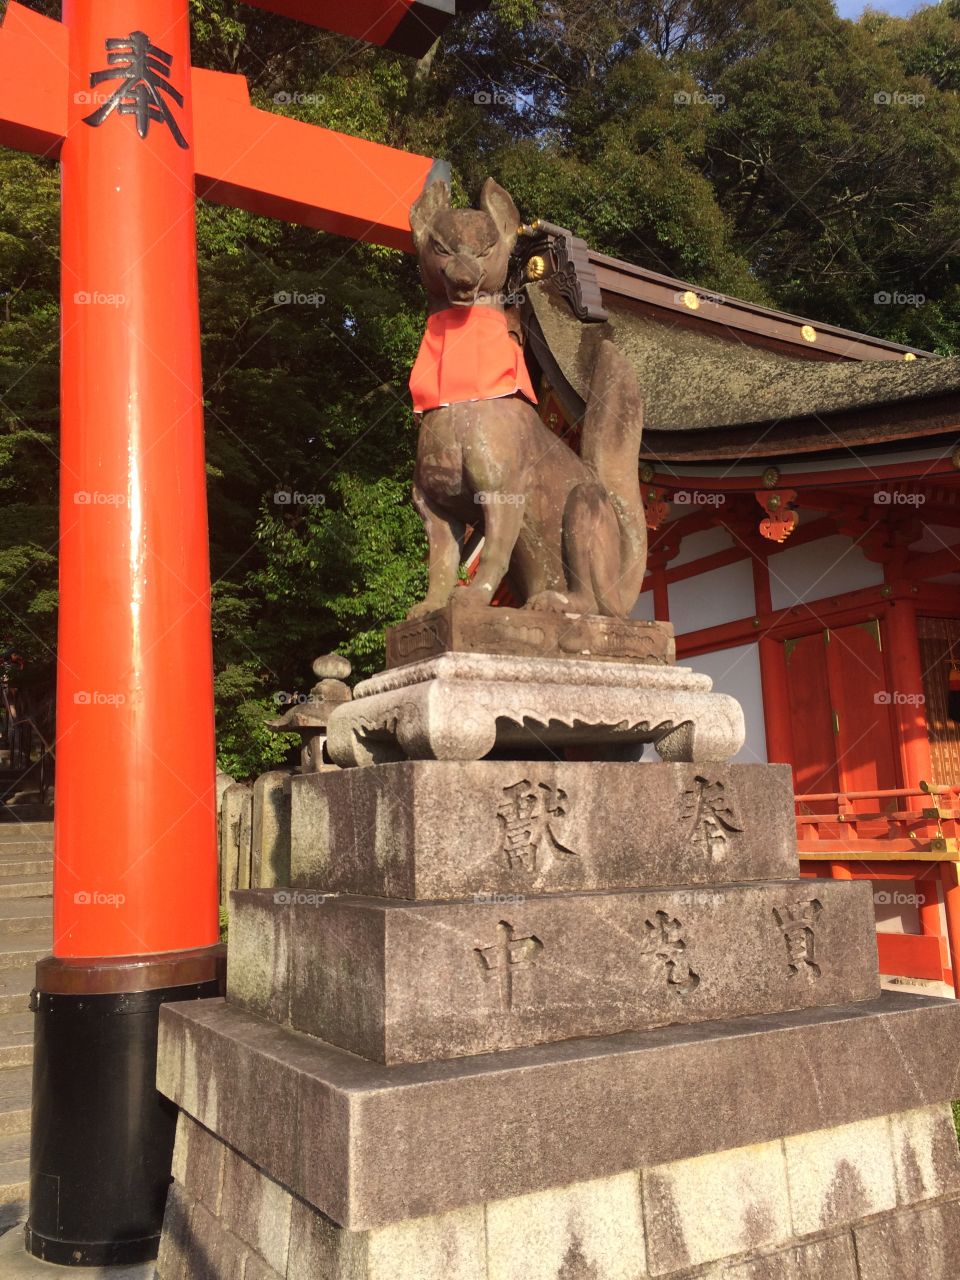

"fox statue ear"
[479, 178, 520, 247]
[410, 180, 450, 249]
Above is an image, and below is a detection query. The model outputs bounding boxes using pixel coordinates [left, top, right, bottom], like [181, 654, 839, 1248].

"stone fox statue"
[407, 177, 648, 620]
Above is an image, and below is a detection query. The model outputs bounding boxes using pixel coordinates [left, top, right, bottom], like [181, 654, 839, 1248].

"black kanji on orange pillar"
[83, 32, 188, 149]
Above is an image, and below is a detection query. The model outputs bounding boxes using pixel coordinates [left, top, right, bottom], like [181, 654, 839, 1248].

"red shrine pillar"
[28, 0, 222, 1265]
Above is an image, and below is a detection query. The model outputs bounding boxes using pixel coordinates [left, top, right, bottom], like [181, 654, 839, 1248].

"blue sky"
[835, 0, 927, 16]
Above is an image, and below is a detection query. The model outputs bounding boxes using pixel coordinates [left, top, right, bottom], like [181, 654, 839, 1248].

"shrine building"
[511, 226, 960, 997]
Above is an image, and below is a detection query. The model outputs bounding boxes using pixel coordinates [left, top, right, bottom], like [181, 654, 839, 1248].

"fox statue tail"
[579, 338, 648, 615]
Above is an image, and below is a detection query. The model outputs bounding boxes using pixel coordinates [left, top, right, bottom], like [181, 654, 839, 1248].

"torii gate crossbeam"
[0, 0, 475, 1264]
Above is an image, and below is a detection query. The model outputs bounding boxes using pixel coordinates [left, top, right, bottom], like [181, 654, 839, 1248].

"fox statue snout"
[406, 177, 648, 621]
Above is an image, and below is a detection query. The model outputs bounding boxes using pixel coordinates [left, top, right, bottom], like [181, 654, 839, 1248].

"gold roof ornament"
[904, 352, 917, 361]
[681, 290, 700, 311]
[800, 324, 817, 343]
[525, 254, 548, 281]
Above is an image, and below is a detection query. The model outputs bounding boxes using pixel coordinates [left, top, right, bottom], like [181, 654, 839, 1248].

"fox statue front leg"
[406, 484, 464, 621]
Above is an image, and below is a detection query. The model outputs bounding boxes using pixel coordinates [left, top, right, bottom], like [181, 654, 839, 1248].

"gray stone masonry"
[227, 879, 879, 1063]
[290, 761, 797, 899]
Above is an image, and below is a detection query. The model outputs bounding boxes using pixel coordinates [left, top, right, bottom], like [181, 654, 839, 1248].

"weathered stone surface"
[326, 652, 745, 765]
[230, 879, 878, 1063]
[386, 603, 675, 669]
[227, 891, 290, 1026]
[784, 1115, 897, 1235]
[190, 1199, 249, 1279]
[643, 1139, 790, 1273]
[707, 1234, 858, 1279]
[251, 770, 292, 890]
[220, 1141, 292, 1274]
[889, 1103, 960, 1205]
[854, 1198, 960, 1279]
[289, 1197, 487, 1280]
[174, 1112, 225, 1212]
[157, 1184, 195, 1280]
[314, 653, 352, 680]
[243, 1253, 285, 1280]
[485, 1172, 646, 1280]
[220, 782, 252, 899]
[290, 760, 798, 900]
[156, 992, 960, 1230]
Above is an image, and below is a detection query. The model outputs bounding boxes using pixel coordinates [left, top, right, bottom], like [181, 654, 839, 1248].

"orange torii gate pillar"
[0, 0, 472, 1265]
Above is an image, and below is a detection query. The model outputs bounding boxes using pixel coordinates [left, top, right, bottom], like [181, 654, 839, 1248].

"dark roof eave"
[642, 397, 960, 464]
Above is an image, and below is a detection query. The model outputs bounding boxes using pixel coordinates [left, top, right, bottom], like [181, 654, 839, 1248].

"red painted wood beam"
[675, 581, 920, 657]
[0, 3, 437, 250]
[0, 3, 68, 156]
[191, 68, 432, 250]
[242, 0, 486, 56]
[903, 543, 960, 582]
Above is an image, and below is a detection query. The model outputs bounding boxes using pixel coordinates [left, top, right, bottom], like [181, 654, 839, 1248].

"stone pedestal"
[156, 638, 960, 1279]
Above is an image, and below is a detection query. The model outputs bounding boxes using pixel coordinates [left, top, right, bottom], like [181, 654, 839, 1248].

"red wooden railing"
[795, 785, 960, 996]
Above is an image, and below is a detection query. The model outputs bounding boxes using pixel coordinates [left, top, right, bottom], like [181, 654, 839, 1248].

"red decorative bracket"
[755, 490, 798, 543]
[644, 486, 671, 531]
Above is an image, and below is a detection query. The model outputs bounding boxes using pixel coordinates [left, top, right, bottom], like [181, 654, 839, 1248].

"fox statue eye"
[431, 239, 450, 256]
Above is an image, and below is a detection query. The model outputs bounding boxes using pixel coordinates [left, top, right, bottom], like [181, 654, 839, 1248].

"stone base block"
[156, 1100, 960, 1279]
[325, 653, 745, 765]
[290, 760, 798, 899]
[156, 991, 960, 1231]
[385, 603, 676, 668]
[227, 880, 879, 1063]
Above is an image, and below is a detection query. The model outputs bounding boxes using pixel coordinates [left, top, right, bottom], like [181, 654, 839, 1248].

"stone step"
[0, 877, 51, 903]
[0, 932, 51, 972]
[0, 969, 35, 1017]
[0, 824, 52, 843]
[0, 1015, 32, 1069]
[0, 1128, 29, 1229]
[0, 899, 52, 938]
[0, 858, 51, 880]
[0, 1067, 31, 1137]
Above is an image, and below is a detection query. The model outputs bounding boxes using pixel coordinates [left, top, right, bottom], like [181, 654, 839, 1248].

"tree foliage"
[2, 0, 960, 773]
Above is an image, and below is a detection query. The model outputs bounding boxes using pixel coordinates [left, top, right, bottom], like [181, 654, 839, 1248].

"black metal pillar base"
[25, 947, 225, 1267]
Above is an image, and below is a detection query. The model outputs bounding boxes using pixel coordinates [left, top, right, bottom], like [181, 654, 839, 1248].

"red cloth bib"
[409, 305, 538, 413]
